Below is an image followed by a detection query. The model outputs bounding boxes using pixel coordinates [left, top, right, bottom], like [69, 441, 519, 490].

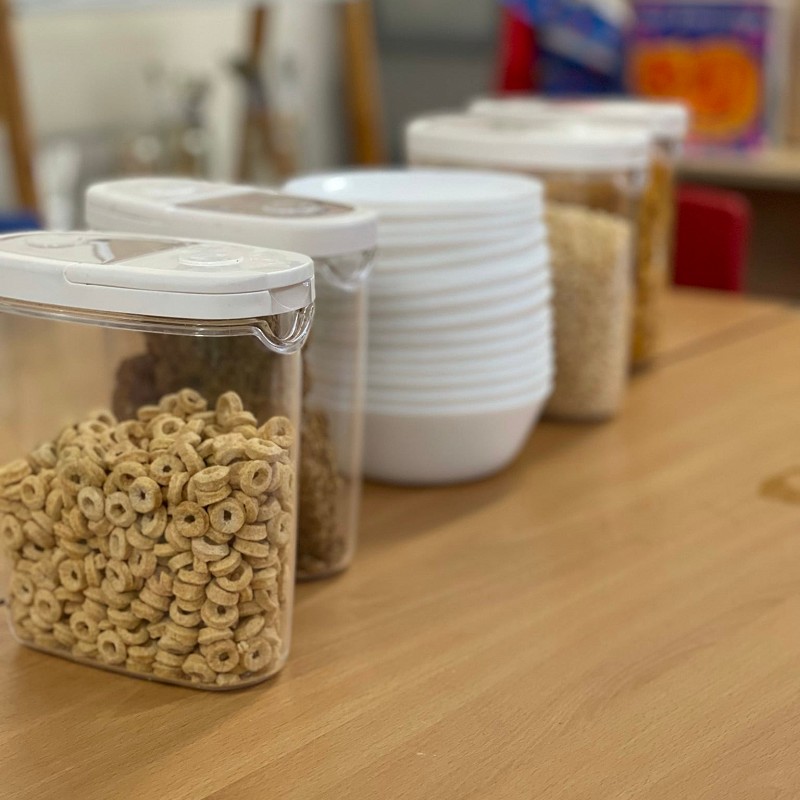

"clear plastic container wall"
[0, 305, 304, 690]
[632, 139, 679, 368]
[296, 251, 371, 580]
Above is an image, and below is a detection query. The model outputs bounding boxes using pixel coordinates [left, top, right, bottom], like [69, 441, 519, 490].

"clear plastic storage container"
[406, 113, 650, 420]
[0, 231, 314, 690]
[470, 97, 689, 368]
[86, 179, 376, 580]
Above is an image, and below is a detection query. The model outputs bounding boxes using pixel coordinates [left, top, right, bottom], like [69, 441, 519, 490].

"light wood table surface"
[2, 288, 800, 799]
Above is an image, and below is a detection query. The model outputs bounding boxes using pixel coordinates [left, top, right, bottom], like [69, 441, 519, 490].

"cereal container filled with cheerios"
[86, 179, 376, 581]
[406, 113, 649, 421]
[469, 97, 689, 369]
[0, 231, 314, 690]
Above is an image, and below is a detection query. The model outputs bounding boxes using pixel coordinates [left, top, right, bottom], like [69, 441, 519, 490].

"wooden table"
[3, 288, 800, 799]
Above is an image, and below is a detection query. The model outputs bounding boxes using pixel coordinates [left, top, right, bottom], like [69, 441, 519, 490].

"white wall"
[0, 4, 343, 216]
[13, 6, 248, 178]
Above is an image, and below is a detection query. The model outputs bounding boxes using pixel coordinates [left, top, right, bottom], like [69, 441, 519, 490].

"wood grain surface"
[2, 289, 800, 799]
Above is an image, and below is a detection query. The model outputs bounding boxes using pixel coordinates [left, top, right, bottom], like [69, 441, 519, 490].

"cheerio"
[87, 178, 377, 581]
[0, 230, 314, 690]
[406, 112, 650, 420]
[470, 97, 690, 367]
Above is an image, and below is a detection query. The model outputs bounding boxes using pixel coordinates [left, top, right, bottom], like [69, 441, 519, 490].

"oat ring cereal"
[1, 516, 24, 552]
[97, 630, 127, 665]
[208, 497, 245, 536]
[141, 506, 168, 540]
[75, 486, 104, 522]
[193, 466, 230, 493]
[1, 390, 293, 688]
[33, 589, 62, 624]
[105, 492, 137, 527]
[216, 391, 243, 419]
[128, 476, 163, 514]
[149, 454, 186, 488]
[194, 485, 232, 508]
[20, 476, 47, 511]
[259, 416, 294, 450]
[202, 638, 240, 673]
[176, 440, 204, 475]
[208, 549, 242, 578]
[241, 639, 272, 673]
[69, 611, 99, 643]
[200, 599, 239, 630]
[217, 561, 253, 593]
[108, 527, 133, 561]
[58, 559, 86, 592]
[233, 461, 272, 497]
[182, 653, 216, 683]
[177, 389, 207, 415]
[169, 601, 201, 628]
[205, 580, 239, 607]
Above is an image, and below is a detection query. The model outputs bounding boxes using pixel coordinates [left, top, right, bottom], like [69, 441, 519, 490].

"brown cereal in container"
[0, 390, 295, 689]
[112, 334, 347, 579]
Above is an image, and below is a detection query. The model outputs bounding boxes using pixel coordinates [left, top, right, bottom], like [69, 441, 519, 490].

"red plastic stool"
[673, 184, 752, 293]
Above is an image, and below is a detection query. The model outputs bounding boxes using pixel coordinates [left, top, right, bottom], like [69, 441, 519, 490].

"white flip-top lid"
[470, 96, 690, 142]
[0, 231, 315, 321]
[406, 113, 651, 172]
[85, 178, 377, 259]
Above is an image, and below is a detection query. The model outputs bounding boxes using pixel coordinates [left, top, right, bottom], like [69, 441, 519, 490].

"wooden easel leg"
[236, 5, 296, 183]
[340, 0, 386, 165]
[0, 0, 38, 215]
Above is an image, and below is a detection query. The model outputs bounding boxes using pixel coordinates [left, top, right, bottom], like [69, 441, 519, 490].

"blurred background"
[0, 0, 798, 294]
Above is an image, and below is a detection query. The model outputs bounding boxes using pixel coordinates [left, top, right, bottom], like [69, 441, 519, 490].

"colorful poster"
[628, 2, 774, 148]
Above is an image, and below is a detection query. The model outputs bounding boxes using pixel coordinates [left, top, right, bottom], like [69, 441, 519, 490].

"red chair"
[496, 7, 538, 92]
[673, 184, 752, 292]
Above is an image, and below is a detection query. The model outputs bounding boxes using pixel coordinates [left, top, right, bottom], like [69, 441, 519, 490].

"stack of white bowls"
[285, 169, 554, 485]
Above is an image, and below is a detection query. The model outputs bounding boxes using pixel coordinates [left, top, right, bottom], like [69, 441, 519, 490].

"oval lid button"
[178, 245, 245, 269]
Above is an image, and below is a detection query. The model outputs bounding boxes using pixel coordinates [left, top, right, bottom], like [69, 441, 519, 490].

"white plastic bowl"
[314, 312, 554, 364]
[360, 393, 549, 484]
[315, 367, 554, 408]
[380, 208, 544, 238]
[311, 349, 554, 397]
[285, 168, 543, 220]
[378, 217, 543, 249]
[364, 270, 551, 315]
[366, 287, 551, 334]
[374, 229, 547, 269]
[368, 257, 550, 302]
[366, 361, 553, 391]
[309, 337, 554, 382]
[373, 227, 548, 275]
[320, 312, 552, 350]
[320, 283, 551, 339]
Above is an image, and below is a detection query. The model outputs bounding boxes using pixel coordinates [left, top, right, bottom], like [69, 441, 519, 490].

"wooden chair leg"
[340, 0, 386, 165]
[0, 0, 38, 214]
